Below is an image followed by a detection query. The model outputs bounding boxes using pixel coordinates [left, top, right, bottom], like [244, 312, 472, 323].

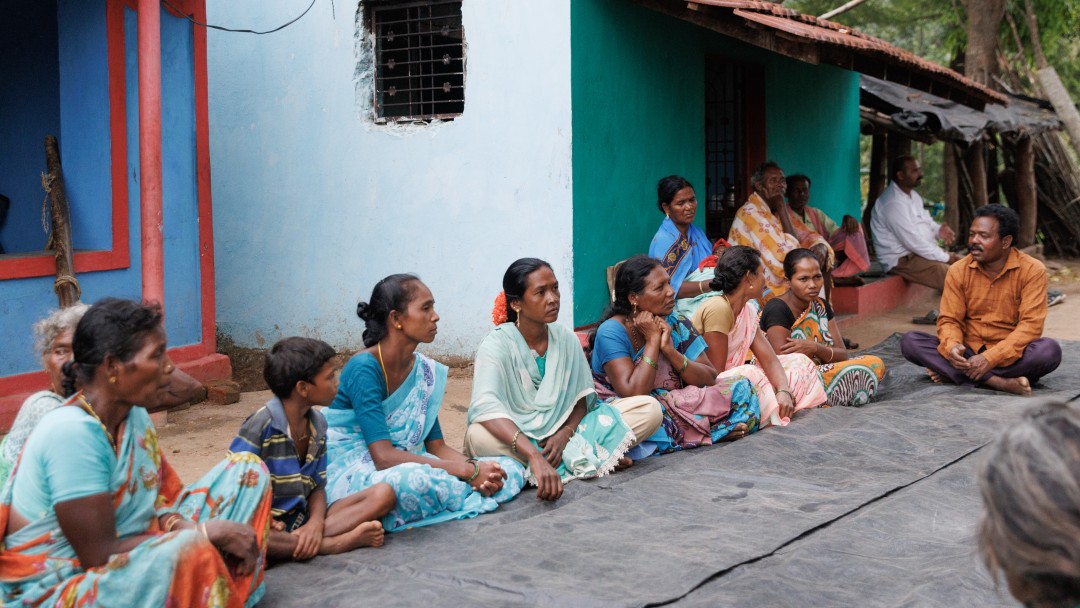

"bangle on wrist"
[466, 459, 481, 482]
[776, 388, 795, 402]
[678, 355, 689, 373]
[511, 430, 522, 455]
[698, 281, 705, 295]
[826, 346, 834, 363]
[641, 354, 659, 369]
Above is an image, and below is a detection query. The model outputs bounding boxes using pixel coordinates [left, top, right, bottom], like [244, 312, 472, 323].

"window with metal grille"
[370, 1, 464, 122]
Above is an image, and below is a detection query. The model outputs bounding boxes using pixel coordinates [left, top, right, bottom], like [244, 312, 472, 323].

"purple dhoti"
[900, 331, 1062, 387]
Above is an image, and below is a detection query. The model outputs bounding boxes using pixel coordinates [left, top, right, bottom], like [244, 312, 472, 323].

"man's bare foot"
[720, 422, 749, 443]
[926, 369, 943, 384]
[984, 377, 1032, 397]
[614, 456, 633, 471]
[985, 376, 1032, 396]
[319, 521, 385, 555]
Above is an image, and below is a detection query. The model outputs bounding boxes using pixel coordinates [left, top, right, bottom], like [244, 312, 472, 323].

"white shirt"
[870, 181, 949, 271]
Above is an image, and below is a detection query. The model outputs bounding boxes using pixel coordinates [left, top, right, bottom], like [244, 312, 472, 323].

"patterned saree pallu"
[0, 401, 272, 608]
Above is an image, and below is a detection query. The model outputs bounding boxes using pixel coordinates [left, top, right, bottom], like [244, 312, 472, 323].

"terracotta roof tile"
[690, 0, 1007, 107]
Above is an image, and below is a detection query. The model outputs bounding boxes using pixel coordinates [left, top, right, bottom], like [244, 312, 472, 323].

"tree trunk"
[43, 135, 81, 307]
[944, 142, 959, 232]
[1015, 134, 1037, 247]
[964, 0, 1006, 86]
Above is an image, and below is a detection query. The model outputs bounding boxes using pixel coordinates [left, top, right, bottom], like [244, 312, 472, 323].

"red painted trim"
[0, 0, 131, 282]
[138, 0, 165, 305]
[191, 0, 217, 354]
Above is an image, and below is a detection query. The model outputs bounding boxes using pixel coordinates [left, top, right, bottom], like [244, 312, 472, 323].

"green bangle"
[678, 355, 689, 373]
[466, 458, 480, 482]
[776, 388, 795, 402]
[641, 354, 659, 369]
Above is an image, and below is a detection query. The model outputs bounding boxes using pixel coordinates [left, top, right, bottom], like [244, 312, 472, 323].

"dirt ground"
[158, 260, 1080, 484]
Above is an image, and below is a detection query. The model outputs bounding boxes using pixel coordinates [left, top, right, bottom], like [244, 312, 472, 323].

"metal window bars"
[372, 1, 464, 121]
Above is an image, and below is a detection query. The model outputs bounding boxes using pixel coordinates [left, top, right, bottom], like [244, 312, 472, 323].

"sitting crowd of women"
[0, 174, 891, 606]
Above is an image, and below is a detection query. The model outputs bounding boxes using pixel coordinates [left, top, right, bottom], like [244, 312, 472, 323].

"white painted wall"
[206, 0, 573, 357]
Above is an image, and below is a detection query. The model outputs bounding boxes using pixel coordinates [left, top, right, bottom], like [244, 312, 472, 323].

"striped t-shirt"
[228, 397, 327, 520]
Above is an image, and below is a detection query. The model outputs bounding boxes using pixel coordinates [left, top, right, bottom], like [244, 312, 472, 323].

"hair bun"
[356, 301, 371, 321]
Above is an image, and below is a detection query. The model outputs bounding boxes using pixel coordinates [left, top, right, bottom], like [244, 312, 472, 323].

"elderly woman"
[465, 258, 662, 501]
[979, 400, 1080, 607]
[591, 255, 760, 453]
[325, 274, 525, 532]
[0, 304, 88, 488]
[1, 298, 272, 607]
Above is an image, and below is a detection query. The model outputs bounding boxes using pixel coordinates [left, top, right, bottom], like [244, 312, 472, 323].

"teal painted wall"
[571, 0, 860, 322]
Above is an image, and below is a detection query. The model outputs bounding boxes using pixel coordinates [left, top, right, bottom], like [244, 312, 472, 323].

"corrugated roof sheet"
[677, 0, 1008, 109]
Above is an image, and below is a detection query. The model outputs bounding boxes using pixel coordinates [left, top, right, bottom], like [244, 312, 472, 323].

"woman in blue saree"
[648, 176, 723, 318]
[0, 298, 272, 608]
[465, 259, 662, 501]
[326, 275, 525, 532]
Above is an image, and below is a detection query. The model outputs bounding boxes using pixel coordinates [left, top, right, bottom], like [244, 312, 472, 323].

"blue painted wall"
[0, 1, 61, 254]
[0, 2, 203, 378]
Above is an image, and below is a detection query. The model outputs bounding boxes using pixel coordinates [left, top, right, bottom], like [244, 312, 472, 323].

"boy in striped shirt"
[229, 337, 395, 561]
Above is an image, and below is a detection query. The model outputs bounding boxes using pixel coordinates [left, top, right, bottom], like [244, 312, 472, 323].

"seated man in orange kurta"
[900, 204, 1061, 395]
[728, 161, 832, 299]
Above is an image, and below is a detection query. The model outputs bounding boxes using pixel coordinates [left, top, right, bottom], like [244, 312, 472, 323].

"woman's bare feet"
[720, 422, 749, 443]
[614, 456, 633, 471]
[926, 369, 943, 384]
[319, 521, 385, 555]
[985, 376, 1032, 396]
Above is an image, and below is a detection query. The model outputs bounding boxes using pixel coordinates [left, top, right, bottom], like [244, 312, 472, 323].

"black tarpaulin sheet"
[263, 335, 1080, 607]
[861, 75, 1061, 144]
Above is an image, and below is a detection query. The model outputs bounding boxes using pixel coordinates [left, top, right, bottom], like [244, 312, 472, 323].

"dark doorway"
[704, 56, 765, 241]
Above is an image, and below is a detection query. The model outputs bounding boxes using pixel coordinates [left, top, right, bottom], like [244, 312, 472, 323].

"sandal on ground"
[911, 309, 939, 325]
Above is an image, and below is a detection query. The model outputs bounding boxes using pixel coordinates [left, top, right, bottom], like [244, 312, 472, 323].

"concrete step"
[832, 275, 933, 317]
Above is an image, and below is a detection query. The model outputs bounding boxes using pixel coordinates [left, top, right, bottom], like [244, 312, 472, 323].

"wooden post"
[1016, 134, 1037, 247]
[863, 128, 888, 252]
[967, 140, 988, 206]
[944, 142, 959, 232]
[43, 135, 81, 308]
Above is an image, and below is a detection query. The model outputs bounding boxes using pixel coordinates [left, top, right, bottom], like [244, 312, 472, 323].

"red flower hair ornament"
[492, 291, 509, 326]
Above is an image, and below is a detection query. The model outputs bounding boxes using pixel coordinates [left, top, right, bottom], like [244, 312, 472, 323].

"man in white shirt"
[870, 156, 959, 290]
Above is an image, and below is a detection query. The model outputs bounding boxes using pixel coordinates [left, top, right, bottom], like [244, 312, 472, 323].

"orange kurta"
[937, 248, 1048, 368]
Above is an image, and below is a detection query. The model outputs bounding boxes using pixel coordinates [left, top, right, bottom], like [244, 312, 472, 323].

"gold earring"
[109, 376, 117, 384]
[396, 324, 402, 330]
[631, 302, 638, 316]
[513, 308, 521, 327]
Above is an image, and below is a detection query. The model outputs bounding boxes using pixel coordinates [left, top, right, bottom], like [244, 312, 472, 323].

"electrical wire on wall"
[160, 0, 333, 34]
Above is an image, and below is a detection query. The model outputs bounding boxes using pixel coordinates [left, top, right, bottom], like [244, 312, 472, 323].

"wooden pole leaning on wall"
[42, 135, 81, 308]
[1015, 134, 1037, 248]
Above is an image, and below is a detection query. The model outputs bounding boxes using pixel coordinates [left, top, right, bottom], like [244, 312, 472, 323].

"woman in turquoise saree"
[326, 275, 525, 532]
[465, 259, 662, 501]
[0, 298, 272, 608]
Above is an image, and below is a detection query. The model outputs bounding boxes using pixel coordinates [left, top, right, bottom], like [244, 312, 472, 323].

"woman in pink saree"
[691, 246, 827, 427]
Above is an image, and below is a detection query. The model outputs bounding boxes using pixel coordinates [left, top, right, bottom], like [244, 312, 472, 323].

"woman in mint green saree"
[465, 259, 663, 501]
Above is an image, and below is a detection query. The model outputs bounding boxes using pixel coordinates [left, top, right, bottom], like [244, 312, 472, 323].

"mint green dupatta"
[469, 323, 635, 483]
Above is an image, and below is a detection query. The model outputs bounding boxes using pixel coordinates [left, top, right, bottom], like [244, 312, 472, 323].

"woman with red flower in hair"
[465, 258, 662, 501]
